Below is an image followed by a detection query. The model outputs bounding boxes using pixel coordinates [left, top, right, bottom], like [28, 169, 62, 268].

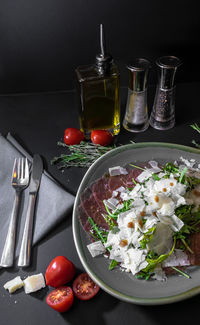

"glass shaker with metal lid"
[123, 58, 150, 132]
[149, 56, 181, 130]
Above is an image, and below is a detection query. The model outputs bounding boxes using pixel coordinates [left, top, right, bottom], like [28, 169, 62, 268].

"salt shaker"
[149, 56, 181, 130]
[123, 58, 150, 132]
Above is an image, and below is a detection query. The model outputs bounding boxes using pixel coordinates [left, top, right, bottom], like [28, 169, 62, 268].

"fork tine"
[18, 158, 21, 179]
[25, 158, 29, 180]
[12, 158, 17, 179]
[21, 158, 25, 179]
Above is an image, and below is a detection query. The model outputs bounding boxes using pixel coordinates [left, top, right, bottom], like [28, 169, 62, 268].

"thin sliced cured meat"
[92, 176, 112, 212]
[186, 232, 200, 265]
[81, 192, 109, 230]
[78, 205, 91, 233]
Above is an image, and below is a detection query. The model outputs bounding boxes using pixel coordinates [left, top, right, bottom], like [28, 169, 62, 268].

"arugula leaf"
[174, 205, 200, 253]
[179, 167, 187, 184]
[163, 162, 179, 174]
[137, 239, 176, 279]
[109, 259, 118, 270]
[152, 173, 161, 181]
[129, 164, 145, 171]
[139, 227, 156, 249]
[88, 217, 108, 244]
[171, 266, 190, 279]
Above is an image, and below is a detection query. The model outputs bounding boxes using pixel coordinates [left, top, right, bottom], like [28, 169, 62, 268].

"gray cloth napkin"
[0, 133, 75, 263]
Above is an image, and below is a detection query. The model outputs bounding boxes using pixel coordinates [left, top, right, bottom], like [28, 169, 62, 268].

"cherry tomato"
[72, 273, 100, 300]
[45, 256, 76, 287]
[91, 130, 113, 146]
[46, 286, 74, 313]
[64, 128, 84, 145]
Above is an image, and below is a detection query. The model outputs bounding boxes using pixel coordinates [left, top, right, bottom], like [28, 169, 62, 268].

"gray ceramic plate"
[72, 142, 200, 305]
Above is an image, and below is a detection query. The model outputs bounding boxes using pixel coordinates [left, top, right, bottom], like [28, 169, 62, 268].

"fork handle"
[0, 192, 21, 267]
[18, 194, 36, 267]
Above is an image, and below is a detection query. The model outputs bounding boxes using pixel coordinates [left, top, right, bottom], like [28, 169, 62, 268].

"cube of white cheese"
[4, 276, 24, 293]
[23, 273, 45, 294]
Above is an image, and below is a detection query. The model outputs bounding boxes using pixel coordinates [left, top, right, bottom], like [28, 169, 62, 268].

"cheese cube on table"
[23, 273, 45, 294]
[4, 276, 24, 293]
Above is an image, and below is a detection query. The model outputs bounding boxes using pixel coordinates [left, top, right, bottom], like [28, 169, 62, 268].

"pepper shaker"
[123, 58, 150, 132]
[149, 56, 181, 130]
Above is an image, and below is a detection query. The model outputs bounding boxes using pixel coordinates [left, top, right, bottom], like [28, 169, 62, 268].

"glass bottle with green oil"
[75, 24, 120, 139]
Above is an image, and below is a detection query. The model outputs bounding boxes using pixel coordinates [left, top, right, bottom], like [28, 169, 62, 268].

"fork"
[0, 158, 29, 267]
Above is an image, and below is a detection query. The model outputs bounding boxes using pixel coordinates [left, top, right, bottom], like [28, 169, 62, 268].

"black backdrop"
[0, 0, 199, 94]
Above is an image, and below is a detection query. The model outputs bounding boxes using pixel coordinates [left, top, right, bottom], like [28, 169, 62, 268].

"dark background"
[0, 0, 199, 94]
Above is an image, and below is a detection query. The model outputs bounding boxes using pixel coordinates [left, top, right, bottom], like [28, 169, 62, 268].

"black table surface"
[0, 83, 200, 325]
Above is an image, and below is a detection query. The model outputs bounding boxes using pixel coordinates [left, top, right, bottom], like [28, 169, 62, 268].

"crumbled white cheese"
[163, 249, 190, 267]
[152, 266, 167, 281]
[4, 276, 24, 293]
[109, 166, 128, 176]
[121, 248, 148, 275]
[87, 240, 105, 257]
[23, 273, 45, 294]
[148, 160, 159, 168]
[170, 214, 184, 232]
[180, 157, 196, 168]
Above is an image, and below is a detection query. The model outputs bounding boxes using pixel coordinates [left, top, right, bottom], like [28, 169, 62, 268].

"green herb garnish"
[137, 239, 176, 279]
[129, 164, 145, 171]
[171, 266, 190, 279]
[109, 259, 118, 270]
[152, 173, 161, 181]
[174, 205, 200, 253]
[163, 162, 179, 174]
[88, 217, 108, 245]
[51, 141, 115, 168]
[191, 123, 200, 134]
[191, 123, 200, 148]
[139, 227, 156, 249]
[179, 167, 187, 184]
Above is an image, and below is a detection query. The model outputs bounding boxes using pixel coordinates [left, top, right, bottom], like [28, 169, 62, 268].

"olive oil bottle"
[75, 24, 120, 139]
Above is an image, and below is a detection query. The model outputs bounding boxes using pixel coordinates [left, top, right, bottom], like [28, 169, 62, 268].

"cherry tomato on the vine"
[91, 130, 113, 146]
[72, 273, 100, 300]
[64, 128, 84, 145]
[45, 256, 76, 288]
[46, 286, 74, 312]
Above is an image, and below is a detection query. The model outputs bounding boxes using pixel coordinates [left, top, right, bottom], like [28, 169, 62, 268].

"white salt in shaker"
[123, 58, 150, 132]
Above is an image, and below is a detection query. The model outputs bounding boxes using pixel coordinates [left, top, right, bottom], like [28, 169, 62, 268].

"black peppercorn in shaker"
[150, 56, 181, 130]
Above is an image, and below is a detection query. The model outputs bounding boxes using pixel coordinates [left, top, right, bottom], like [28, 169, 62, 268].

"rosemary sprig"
[191, 123, 200, 134]
[191, 123, 200, 148]
[51, 141, 115, 168]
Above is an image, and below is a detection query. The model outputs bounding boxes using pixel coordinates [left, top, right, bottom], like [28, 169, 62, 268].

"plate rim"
[72, 142, 200, 305]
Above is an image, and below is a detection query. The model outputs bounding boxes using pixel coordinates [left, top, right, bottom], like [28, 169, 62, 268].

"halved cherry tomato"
[64, 128, 84, 145]
[72, 273, 100, 300]
[46, 286, 74, 312]
[91, 130, 113, 146]
[45, 256, 76, 287]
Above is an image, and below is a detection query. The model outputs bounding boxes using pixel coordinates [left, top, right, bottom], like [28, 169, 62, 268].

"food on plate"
[46, 286, 74, 312]
[78, 158, 200, 280]
[45, 256, 76, 287]
[4, 276, 24, 293]
[72, 273, 100, 300]
[23, 273, 46, 294]
[91, 130, 113, 146]
[64, 128, 84, 145]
